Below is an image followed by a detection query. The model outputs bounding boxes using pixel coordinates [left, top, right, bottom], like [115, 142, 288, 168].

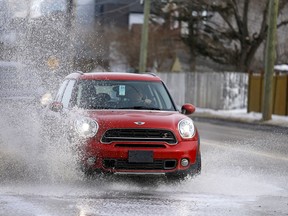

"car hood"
[86, 110, 188, 130]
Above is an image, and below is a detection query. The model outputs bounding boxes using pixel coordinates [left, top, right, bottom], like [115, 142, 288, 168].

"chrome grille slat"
[101, 129, 177, 144]
[103, 159, 177, 170]
[115, 144, 166, 148]
[116, 160, 164, 170]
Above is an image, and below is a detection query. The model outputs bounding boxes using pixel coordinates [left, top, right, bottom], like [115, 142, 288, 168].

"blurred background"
[0, 0, 288, 112]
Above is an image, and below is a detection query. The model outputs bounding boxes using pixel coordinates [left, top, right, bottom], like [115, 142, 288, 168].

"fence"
[248, 73, 288, 115]
[157, 72, 248, 110]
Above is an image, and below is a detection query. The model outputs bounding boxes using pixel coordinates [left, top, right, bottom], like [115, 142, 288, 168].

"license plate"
[128, 151, 153, 163]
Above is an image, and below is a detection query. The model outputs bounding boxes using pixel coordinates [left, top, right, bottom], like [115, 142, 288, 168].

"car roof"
[65, 72, 162, 82]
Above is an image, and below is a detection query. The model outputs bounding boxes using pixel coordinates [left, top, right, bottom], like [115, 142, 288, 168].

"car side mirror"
[181, 103, 196, 115]
[49, 101, 63, 112]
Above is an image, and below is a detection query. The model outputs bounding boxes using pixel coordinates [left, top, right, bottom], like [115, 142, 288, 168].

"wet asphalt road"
[0, 106, 288, 216]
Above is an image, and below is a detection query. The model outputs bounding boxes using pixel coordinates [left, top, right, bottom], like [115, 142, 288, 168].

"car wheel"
[81, 165, 110, 179]
[83, 168, 95, 177]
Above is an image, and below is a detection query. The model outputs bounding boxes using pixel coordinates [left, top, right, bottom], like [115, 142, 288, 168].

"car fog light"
[181, 158, 189, 167]
[87, 157, 96, 166]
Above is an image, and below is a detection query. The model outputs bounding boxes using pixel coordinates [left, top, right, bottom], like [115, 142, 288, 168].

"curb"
[191, 113, 288, 133]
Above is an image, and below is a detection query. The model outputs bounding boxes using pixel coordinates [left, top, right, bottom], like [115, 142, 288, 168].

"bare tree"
[113, 24, 180, 72]
[73, 24, 110, 72]
[154, 0, 288, 72]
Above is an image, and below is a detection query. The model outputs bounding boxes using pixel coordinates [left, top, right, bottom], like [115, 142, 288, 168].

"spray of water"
[0, 97, 84, 183]
[0, 0, 81, 184]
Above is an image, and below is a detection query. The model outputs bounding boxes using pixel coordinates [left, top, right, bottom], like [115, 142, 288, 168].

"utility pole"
[262, 0, 279, 121]
[66, 0, 76, 74]
[139, 0, 150, 73]
[67, 0, 74, 27]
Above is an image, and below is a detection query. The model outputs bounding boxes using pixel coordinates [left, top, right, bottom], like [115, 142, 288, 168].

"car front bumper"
[80, 139, 199, 174]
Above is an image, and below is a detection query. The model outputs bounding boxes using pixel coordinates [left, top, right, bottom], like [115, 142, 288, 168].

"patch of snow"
[195, 108, 288, 127]
[274, 64, 288, 71]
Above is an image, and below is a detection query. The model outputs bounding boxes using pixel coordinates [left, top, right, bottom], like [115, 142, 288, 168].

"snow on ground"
[274, 64, 288, 72]
[194, 108, 288, 128]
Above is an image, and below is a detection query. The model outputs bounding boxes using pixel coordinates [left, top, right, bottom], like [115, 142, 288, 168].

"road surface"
[0, 104, 287, 216]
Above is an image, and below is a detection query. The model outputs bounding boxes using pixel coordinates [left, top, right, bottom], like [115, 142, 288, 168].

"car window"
[149, 82, 174, 110]
[61, 80, 76, 108]
[71, 80, 176, 111]
[54, 80, 68, 102]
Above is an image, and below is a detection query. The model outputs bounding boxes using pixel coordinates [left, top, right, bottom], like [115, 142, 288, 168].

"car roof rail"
[148, 72, 157, 77]
[65, 71, 84, 79]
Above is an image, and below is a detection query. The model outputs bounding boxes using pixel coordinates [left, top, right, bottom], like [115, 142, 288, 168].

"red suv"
[48, 72, 201, 180]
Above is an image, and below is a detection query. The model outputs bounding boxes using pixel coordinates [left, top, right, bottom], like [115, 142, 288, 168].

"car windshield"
[70, 80, 176, 111]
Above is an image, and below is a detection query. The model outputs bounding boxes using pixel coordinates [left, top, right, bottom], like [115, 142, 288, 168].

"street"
[0, 103, 287, 216]
[1, 0, 288, 215]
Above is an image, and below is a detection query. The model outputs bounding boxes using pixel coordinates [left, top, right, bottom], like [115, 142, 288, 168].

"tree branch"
[277, 20, 288, 28]
[279, 0, 288, 13]
[242, 0, 250, 37]
[258, 0, 269, 39]
[229, 0, 244, 37]
[217, 10, 238, 39]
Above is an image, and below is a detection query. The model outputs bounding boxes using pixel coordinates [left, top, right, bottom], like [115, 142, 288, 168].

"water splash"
[0, 99, 82, 183]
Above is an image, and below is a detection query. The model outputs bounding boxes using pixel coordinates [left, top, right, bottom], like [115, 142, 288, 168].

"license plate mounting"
[128, 150, 153, 163]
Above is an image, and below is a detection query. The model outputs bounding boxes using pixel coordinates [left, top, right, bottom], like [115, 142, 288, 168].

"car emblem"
[162, 133, 169, 138]
[134, 121, 145, 125]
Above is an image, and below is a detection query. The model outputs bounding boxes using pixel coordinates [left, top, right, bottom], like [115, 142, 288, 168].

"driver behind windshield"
[126, 89, 152, 106]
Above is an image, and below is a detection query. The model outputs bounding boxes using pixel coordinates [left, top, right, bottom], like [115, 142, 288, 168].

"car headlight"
[74, 117, 98, 138]
[40, 92, 52, 106]
[178, 118, 195, 139]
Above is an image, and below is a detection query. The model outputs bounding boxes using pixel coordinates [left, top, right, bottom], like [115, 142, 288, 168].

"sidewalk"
[192, 108, 288, 128]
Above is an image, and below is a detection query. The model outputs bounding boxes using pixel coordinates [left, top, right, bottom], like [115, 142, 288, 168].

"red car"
[49, 72, 201, 180]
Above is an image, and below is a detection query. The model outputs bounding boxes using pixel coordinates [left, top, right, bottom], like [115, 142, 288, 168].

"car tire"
[190, 152, 201, 175]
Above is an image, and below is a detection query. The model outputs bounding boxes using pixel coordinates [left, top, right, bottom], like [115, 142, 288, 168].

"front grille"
[101, 129, 177, 144]
[114, 144, 166, 148]
[103, 159, 177, 170]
